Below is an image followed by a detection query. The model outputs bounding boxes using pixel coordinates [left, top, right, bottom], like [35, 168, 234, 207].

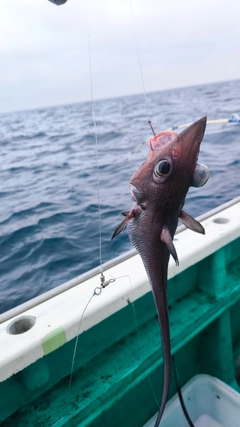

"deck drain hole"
[213, 217, 230, 224]
[7, 316, 36, 335]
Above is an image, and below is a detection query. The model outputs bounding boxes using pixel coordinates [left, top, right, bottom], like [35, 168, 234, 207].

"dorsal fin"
[179, 210, 205, 234]
[161, 226, 179, 266]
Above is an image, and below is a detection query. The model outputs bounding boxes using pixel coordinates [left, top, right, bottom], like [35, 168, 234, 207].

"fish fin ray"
[161, 226, 179, 266]
[111, 210, 134, 240]
[111, 217, 129, 240]
[179, 210, 205, 234]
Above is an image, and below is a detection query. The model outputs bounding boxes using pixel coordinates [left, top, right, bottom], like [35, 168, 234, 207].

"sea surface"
[0, 79, 239, 314]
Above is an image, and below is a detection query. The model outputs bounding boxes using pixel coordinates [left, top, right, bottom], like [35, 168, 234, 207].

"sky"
[0, 0, 240, 113]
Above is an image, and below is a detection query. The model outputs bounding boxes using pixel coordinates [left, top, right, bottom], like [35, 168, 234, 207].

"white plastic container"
[144, 375, 240, 427]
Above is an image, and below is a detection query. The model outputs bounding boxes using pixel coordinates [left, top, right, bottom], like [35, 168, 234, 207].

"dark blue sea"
[0, 80, 239, 314]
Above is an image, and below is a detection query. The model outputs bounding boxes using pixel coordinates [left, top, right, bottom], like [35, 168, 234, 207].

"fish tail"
[153, 287, 171, 427]
[172, 355, 195, 427]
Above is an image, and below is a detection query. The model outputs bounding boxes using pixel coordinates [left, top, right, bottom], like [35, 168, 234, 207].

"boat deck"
[0, 198, 240, 426]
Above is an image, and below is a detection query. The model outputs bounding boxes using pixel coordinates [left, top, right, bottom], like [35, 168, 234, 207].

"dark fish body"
[112, 117, 209, 426]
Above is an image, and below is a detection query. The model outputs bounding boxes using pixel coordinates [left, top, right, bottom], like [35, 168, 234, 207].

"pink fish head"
[130, 117, 207, 208]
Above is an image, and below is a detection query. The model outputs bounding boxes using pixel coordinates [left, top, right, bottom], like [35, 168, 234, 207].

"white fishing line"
[51, 416, 65, 426]
[126, 0, 163, 410]
[128, 0, 151, 124]
[66, 275, 115, 399]
[67, 290, 96, 401]
[52, 3, 107, 426]
[52, 278, 115, 426]
[67, 271, 121, 401]
[126, 273, 160, 409]
[54, 2, 158, 425]
[85, 0, 103, 272]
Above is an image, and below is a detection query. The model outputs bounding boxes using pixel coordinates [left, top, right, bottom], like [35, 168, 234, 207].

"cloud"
[0, 0, 240, 113]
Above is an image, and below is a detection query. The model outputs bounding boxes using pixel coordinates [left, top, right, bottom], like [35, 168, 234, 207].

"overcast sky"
[0, 0, 240, 113]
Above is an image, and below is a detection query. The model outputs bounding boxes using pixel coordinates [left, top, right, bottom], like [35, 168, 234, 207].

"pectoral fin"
[179, 210, 205, 234]
[161, 226, 179, 266]
[111, 210, 136, 240]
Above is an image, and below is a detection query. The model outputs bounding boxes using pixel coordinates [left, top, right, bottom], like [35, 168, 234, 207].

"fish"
[112, 117, 210, 426]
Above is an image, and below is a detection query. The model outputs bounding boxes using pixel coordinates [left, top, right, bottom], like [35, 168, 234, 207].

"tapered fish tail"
[172, 355, 194, 427]
[152, 266, 194, 427]
[153, 286, 171, 427]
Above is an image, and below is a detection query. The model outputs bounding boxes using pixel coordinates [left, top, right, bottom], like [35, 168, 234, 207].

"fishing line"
[132, 116, 240, 153]
[127, 0, 165, 410]
[66, 272, 159, 410]
[128, 279, 160, 409]
[85, 0, 103, 272]
[52, 3, 105, 424]
[128, 0, 151, 124]
[66, 274, 124, 400]
[104, 271, 160, 408]
[51, 291, 95, 427]
[67, 290, 96, 402]
[51, 282, 114, 426]
[53, 3, 114, 425]
[115, 272, 160, 409]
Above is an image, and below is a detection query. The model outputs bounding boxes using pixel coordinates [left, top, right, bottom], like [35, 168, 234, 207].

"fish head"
[130, 117, 208, 210]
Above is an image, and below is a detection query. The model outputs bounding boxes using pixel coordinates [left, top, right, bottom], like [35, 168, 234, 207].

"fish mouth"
[131, 185, 142, 203]
[147, 131, 179, 150]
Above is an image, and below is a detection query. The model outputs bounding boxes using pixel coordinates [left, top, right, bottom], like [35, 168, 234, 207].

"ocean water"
[0, 79, 239, 314]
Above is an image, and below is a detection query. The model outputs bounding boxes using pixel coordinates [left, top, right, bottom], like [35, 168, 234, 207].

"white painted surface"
[0, 200, 239, 381]
[144, 375, 240, 427]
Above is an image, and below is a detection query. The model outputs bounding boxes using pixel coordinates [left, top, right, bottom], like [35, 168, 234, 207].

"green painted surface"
[1, 237, 240, 427]
[41, 326, 67, 355]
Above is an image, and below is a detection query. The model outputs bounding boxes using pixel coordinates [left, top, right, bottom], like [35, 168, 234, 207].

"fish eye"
[154, 160, 171, 177]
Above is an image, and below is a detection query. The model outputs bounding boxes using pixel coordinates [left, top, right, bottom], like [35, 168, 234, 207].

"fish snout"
[181, 116, 207, 153]
[170, 116, 207, 169]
